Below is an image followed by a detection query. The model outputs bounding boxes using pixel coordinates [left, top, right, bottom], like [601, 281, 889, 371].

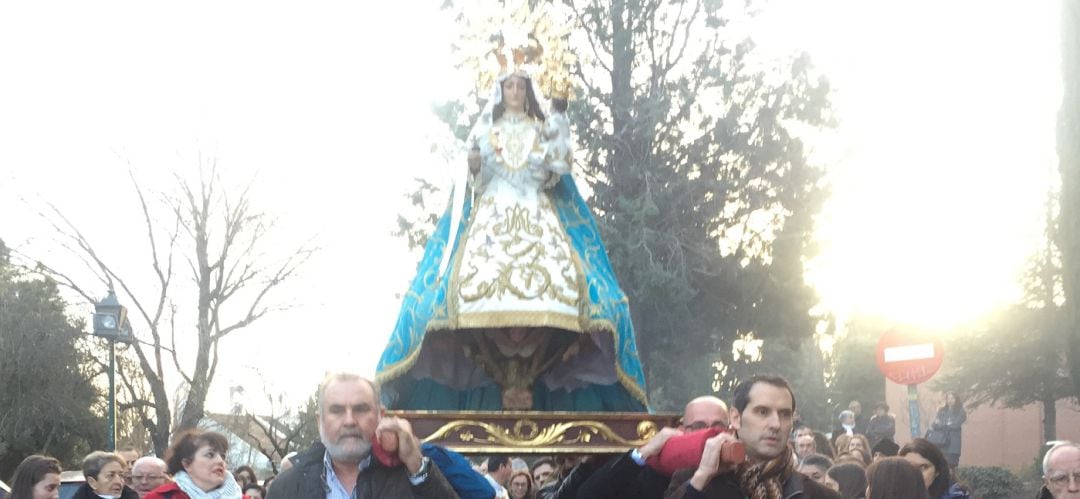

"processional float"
[375, 5, 676, 455]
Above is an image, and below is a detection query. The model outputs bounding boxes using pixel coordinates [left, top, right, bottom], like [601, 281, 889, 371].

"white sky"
[0, 0, 1063, 413]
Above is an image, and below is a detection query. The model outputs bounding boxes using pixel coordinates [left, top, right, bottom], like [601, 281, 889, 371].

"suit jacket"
[576, 451, 670, 499]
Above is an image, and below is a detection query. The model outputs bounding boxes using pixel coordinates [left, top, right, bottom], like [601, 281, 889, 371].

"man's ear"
[729, 407, 741, 431]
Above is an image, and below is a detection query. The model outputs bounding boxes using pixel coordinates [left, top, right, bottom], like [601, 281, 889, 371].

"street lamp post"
[93, 290, 132, 452]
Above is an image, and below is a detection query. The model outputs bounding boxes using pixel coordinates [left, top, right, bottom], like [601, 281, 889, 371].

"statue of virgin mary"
[375, 44, 648, 412]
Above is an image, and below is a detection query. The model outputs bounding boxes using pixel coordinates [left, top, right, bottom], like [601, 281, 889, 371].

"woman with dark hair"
[9, 455, 62, 499]
[826, 463, 867, 499]
[143, 429, 244, 499]
[865, 457, 929, 499]
[73, 451, 139, 499]
[813, 432, 835, 458]
[899, 438, 970, 499]
[930, 392, 966, 468]
[232, 466, 256, 488]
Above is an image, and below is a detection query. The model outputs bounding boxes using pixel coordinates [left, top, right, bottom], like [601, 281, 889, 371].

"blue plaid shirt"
[322, 450, 428, 498]
[323, 451, 370, 499]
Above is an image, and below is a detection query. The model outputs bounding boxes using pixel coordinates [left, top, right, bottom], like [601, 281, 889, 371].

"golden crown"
[467, 3, 577, 101]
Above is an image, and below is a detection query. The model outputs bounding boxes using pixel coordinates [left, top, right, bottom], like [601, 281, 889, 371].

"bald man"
[130, 456, 169, 497]
[680, 397, 730, 431]
[576, 396, 729, 499]
[1041, 441, 1080, 498]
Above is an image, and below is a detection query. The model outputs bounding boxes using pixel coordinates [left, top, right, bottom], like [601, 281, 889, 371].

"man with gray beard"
[266, 372, 457, 499]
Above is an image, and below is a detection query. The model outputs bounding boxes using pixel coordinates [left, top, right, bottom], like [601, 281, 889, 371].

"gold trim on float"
[452, 311, 584, 333]
[421, 418, 660, 448]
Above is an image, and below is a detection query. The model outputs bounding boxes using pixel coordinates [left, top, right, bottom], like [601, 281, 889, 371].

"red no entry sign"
[875, 329, 944, 385]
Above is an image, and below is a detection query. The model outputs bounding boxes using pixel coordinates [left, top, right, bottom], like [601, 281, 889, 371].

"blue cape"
[376, 175, 648, 411]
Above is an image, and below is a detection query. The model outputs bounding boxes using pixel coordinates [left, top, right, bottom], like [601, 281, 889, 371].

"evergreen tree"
[1059, 0, 1080, 401]
[0, 238, 106, 477]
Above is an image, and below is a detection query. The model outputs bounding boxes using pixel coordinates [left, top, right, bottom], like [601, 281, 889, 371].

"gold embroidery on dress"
[458, 196, 578, 307]
[490, 118, 540, 171]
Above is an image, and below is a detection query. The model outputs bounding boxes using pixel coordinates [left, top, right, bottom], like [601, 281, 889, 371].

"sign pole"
[907, 384, 920, 438]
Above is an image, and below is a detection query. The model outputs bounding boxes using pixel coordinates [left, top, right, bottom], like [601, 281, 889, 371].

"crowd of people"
[5, 372, 1079, 499]
[5, 430, 273, 499]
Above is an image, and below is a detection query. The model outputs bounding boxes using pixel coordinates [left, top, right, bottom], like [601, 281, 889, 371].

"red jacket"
[142, 482, 249, 499]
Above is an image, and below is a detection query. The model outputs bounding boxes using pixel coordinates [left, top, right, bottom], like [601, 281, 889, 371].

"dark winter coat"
[575, 451, 671, 499]
[71, 483, 140, 499]
[264, 441, 458, 499]
[931, 405, 966, 456]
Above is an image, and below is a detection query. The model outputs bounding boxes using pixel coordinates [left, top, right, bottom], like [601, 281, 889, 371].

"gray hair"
[1043, 441, 1080, 476]
[131, 456, 167, 473]
[839, 410, 855, 422]
[83, 451, 124, 479]
[317, 372, 381, 417]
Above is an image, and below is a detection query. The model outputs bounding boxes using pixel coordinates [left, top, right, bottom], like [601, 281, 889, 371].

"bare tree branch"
[27, 156, 313, 450]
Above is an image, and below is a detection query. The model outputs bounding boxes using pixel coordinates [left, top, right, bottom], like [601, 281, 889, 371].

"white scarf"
[172, 471, 243, 499]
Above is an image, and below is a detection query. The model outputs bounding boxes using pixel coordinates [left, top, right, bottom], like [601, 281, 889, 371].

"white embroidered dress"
[449, 111, 583, 332]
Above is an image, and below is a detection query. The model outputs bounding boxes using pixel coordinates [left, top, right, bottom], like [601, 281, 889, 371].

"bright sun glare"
[759, 0, 1062, 331]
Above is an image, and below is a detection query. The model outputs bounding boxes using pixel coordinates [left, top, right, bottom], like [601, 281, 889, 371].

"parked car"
[59, 470, 85, 499]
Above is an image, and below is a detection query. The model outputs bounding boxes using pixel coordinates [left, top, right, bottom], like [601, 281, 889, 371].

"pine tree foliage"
[0, 238, 106, 477]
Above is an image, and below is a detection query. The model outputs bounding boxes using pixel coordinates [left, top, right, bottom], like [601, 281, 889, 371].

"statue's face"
[502, 76, 527, 114]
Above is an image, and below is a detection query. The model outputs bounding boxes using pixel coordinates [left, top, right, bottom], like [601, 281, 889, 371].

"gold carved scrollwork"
[513, 419, 540, 440]
[422, 418, 655, 448]
[636, 420, 659, 441]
